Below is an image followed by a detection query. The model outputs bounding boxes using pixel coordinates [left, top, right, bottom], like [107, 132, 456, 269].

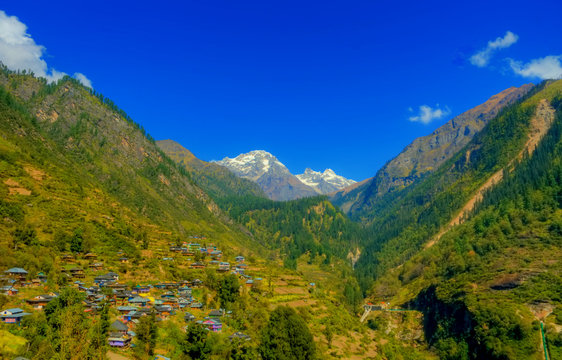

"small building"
[108, 333, 131, 347]
[184, 312, 195, 322]
[190, 302, 203, 309]
[210, 250, 222, 260]
[198, 318, 222, 332]
[128, 296, 149, 307]
[4, 267, 28, 281]
[218, 262, 230, 272]
[89, 262, 103, 271]
[229, 332, 251, 342]
[26, 294, 56, 309]
[0, 308, 31, 324]
[84, 253, 97, 261]
[110, 320, 129, 334]
[208, 309, 222, 318]
[69, 267, 85, 279]
[1, 285, 18, 296]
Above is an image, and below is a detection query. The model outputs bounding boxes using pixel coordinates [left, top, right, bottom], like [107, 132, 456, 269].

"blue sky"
[1, 1, 561, 180]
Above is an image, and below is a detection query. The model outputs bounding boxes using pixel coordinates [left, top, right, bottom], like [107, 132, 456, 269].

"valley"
[0, 69, 561, 360]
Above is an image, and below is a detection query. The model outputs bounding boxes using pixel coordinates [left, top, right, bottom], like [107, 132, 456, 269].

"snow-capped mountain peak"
[214, 150, 291, 182]
[296, 168, 356, 194]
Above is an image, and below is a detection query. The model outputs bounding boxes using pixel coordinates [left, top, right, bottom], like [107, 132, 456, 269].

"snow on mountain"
[214, 151, 318, 201]
[296, 168, 357, 194]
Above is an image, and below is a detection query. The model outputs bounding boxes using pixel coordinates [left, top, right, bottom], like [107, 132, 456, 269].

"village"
[0, 238, 276, 358]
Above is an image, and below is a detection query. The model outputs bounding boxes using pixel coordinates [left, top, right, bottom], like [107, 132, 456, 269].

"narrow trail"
[425, 99, 555, 249]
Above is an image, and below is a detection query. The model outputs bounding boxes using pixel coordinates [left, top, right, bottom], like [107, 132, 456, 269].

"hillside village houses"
[0, 242, 256, 351]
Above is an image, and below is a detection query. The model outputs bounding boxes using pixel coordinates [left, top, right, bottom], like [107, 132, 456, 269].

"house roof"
[5, 267, 27, 274]
[110, 320, 128, 331]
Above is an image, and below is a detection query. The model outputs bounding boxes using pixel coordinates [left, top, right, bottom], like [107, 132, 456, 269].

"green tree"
[136, 311, 158, 357]
[12, 224, 37, 249]
[219, 274, 240, 309]
[259, 306, 316, 360]
[182, 324, 211, 359]
[70, 228, 84, 253]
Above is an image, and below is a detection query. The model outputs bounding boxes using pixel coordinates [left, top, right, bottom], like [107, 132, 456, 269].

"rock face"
[332, 83, 535, 215]
[215, 151, 319, 201]
[296, 168, 356, 194]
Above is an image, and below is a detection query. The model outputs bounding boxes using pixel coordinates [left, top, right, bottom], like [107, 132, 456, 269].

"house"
[133, 285, 151, 294]
[245, 280, 254, 287]
[187, 243, 201, 252]
[69, 267, 85, 279]
[178, 297, 192, 308]
[190, 262, 205, 269]
[1, 286, 18, 296]
[235, 256, 245, 263]
[119, 257, 129, 264]
[208, 309, 223, 318]
[235, 263, 248, 270]
[108, 333, 131, 347]
[190, 302, 203, 309]
[5, 267, 28, 281]
[117, 306, 138, 314]
[0, 308, 31, 324]
[89, 262, 103, 271]
[161, 291, 175, 299]
[210, 250, 222, 260]
[228, 332, 251, 341]
[128, 296, 149, 307]
[61, 254, 74, 262]
[111, 320, 129, 334]
[154, 305, 174, 317]
[84, 253, 97, 261]
[105, 272, 119, 281]
[197, 318, 222, 332]
[192, 279, 203, 287]
[26, 294, 56, 309]
[218, 262, 230, 272]
[184, 312, 195, 322]
[37, 272, 47, 282]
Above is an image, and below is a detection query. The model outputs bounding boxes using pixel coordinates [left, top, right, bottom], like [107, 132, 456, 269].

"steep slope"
[333, 83, 534, 217]
[156, 139, 266, 200]
[368, 94, 562, 360]
[296, 168, 356, 194]
[0, 68, 259, 267]
[353, 80, 562, 293]
[215, 150, 318, 201]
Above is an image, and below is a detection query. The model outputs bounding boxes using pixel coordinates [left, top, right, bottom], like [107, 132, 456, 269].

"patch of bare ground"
[24, 165, 46, 181]
[4, 179, 32, 196]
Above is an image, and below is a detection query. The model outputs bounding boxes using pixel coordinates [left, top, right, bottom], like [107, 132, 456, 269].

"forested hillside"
[351, 81, 562, 293]
[366, 93, 562, 360]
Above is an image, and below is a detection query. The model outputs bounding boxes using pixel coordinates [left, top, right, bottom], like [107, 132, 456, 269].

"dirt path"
[426, 99, 555, 249]
[107, 351, 130, 360]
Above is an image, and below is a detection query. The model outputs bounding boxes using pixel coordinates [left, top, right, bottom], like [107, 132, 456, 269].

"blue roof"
[5, 267, 28, 274]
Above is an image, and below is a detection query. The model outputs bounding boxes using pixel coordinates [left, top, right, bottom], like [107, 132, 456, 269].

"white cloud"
[509, 55, 562, 80]
[470, 31, 518, 67]
[408, 104, 451, 124]
[0, 10, 91, 86]
[73, 72, 92, 88]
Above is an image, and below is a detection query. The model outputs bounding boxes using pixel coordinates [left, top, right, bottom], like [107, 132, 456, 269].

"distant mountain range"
[215, 150, 355, 201]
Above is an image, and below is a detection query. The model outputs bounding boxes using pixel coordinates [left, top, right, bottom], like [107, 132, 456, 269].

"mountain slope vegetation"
[367, 92, 562, 360]
[332, 84, 534, 214]
[351, 81, 562, 294]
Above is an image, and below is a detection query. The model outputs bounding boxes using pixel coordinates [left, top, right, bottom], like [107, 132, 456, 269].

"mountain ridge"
[215, 150, 354, 201]
[332, 83, 535, 220]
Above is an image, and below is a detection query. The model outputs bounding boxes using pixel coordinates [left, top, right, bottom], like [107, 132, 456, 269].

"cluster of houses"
[0, 247, 255, 350]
